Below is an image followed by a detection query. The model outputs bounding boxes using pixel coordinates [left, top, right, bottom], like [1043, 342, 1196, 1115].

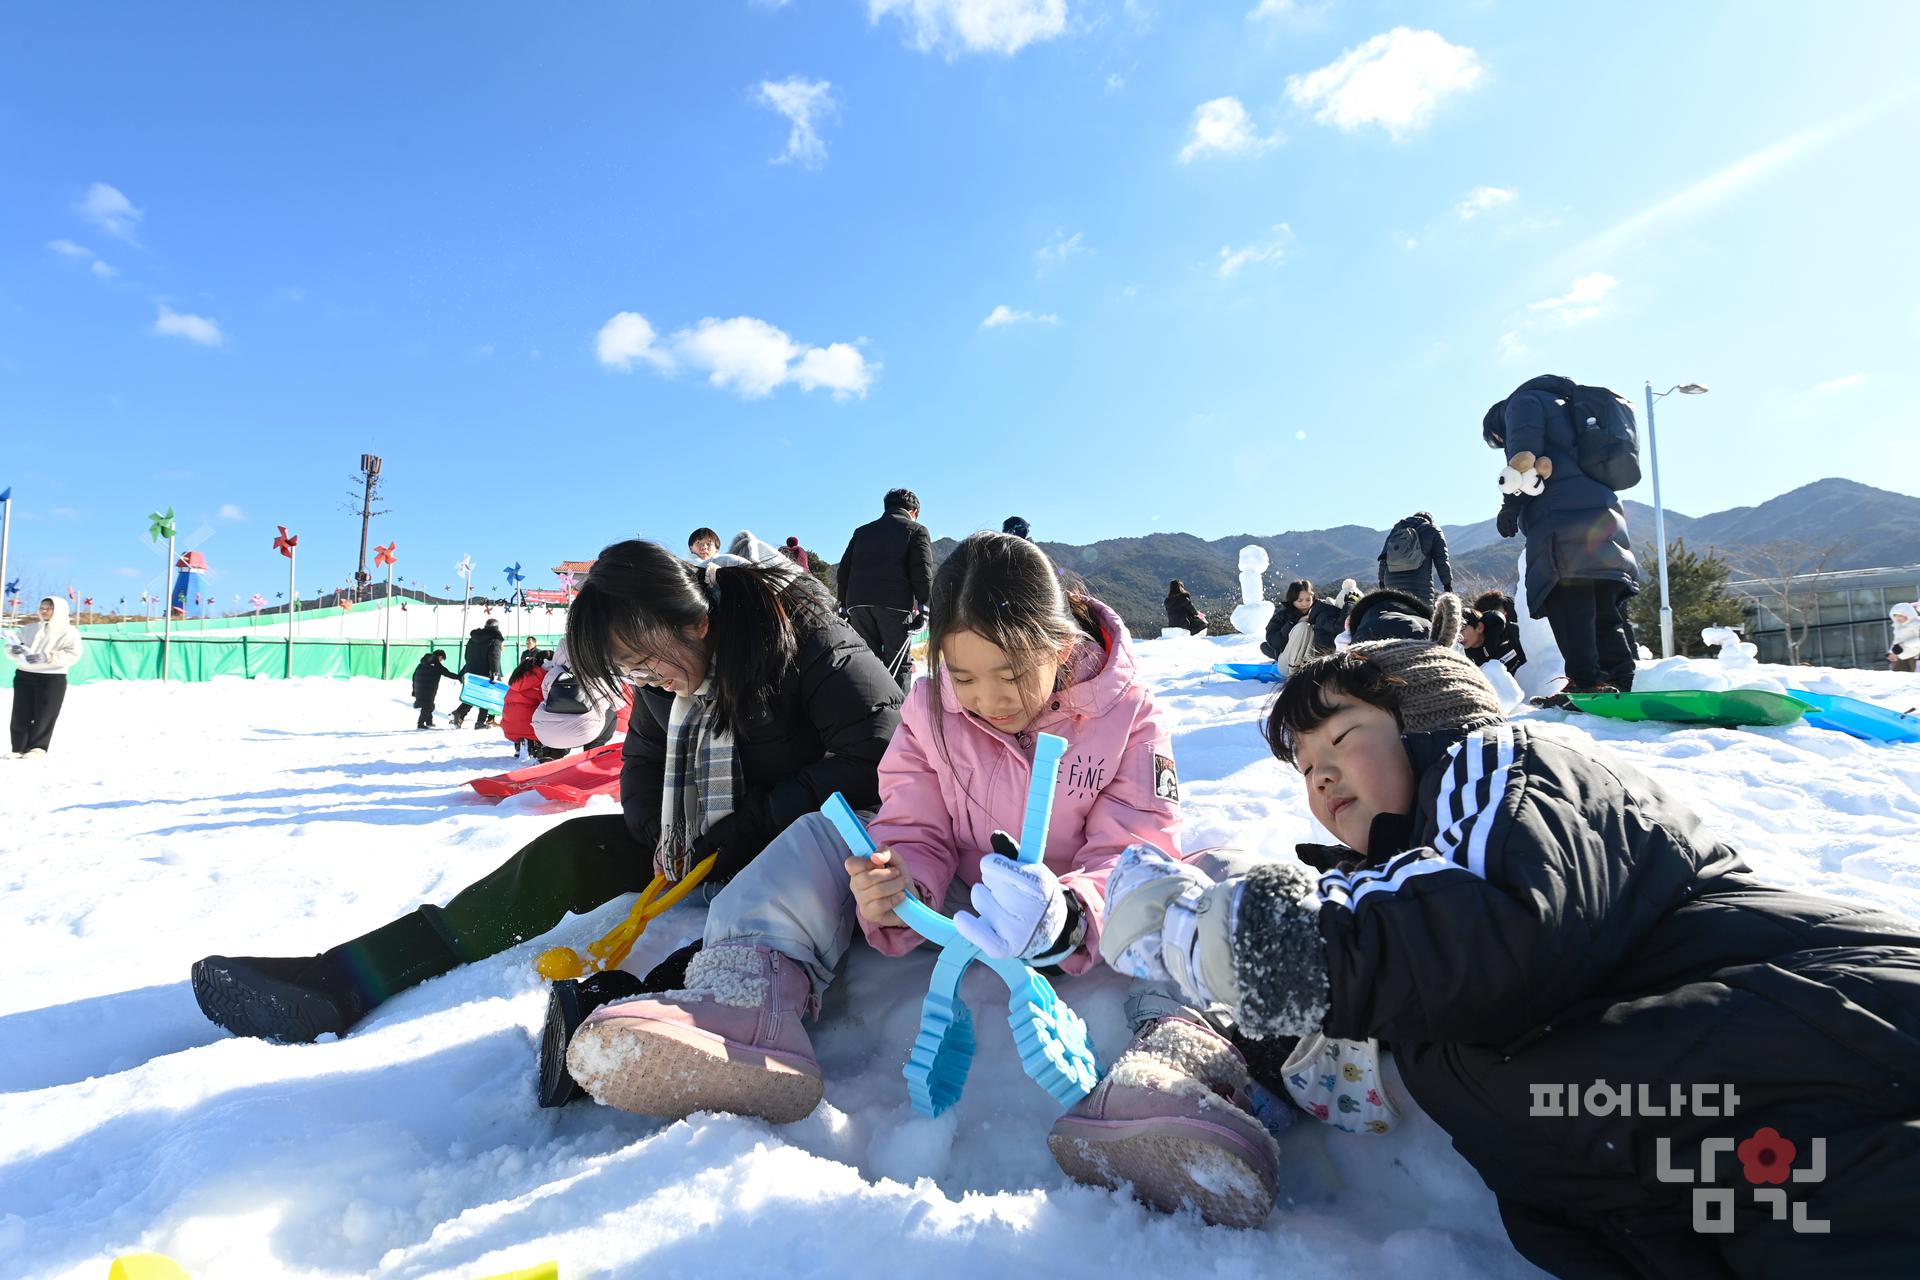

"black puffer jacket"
[1495, 376, 1639, 615]
[1376, 515, 1453, 603]
[837, 508, 935, 612]
[1231, 724, 1920, 1274]
[411, 654, 461, 706]
[620, 609, 904, 870]
[461, 624, 505, 679]
[1164, 590, 1207, 635]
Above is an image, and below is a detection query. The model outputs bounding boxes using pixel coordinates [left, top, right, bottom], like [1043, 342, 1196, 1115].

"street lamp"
[1643, 381, 1710, 658]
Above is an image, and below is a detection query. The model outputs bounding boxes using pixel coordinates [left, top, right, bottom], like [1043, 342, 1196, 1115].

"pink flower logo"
[1737, 1127, 1796, 1186]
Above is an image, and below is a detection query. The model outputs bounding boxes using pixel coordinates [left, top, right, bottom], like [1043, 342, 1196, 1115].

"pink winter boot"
[565, 943, 824, 1124]
[1048, 1016, 1280, 1229]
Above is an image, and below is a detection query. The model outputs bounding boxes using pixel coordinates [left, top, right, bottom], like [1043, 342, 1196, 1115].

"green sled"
[1566, 689, 1814, 728]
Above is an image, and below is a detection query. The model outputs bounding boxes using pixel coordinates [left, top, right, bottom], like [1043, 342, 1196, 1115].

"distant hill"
[918, 478, 1919, 636]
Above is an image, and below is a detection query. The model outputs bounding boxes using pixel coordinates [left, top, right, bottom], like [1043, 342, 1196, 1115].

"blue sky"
[3, 1, 1917, 608]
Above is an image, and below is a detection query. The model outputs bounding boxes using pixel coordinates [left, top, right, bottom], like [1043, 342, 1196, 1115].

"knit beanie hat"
[1348, 593, 1506, 734]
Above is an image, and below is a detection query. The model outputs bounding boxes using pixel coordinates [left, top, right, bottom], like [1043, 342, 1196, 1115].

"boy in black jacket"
[410, 649, 461, 728]
[1103, 606, 1920, 1274]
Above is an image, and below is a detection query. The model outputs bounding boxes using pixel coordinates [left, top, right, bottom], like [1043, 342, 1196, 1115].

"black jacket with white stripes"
[1232, 722, 1920, 1275]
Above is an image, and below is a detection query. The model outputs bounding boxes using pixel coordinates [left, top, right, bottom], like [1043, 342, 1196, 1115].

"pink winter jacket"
[860, 598, 1182, 974]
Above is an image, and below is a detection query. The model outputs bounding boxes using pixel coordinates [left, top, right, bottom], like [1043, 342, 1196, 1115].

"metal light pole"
[1643, 381, 1710, 658]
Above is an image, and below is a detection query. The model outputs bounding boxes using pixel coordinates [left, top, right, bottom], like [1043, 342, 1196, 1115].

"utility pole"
[349, 453, 385, 597]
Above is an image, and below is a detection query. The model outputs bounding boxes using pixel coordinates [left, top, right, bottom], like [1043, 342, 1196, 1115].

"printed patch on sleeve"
[1152, 753, 1180, 803]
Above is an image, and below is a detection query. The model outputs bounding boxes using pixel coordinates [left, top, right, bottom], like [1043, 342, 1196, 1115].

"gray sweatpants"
[703, 811, 1270, 1034]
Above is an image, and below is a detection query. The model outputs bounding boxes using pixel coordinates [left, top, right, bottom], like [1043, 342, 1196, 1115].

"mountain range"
[930, 478, 1920, 636]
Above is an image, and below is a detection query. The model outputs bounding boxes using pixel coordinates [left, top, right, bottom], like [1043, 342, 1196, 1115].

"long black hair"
[566, 539, 827, 733]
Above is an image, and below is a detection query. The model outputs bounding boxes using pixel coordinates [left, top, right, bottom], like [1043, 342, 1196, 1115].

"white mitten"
[1100, 843, 1210, 982]
[953, 852, 1070, 960]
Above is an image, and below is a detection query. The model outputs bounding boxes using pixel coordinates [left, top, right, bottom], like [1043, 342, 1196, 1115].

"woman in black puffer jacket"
[191, 540, 905, 1050]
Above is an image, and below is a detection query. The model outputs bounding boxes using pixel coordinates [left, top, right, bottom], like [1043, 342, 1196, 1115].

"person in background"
[501, 647, 559, 758]
[1344, 588, 1432, 646]
[779, 536, 810, 570]
[449, 618, 506, 729]
[5, 596, 83, 758]
[1002, 515, 1032, 541]
[837, 488, 935, 692]
[1163, 579, 1208, 635]
[1464, 590, 1527, 675]
[1260, 579, 1314, 662]
[1485, 376, 1638, 695]
[410, 648, 462, 730]
[1376, 512, 1453, 606]
[687, 528, 721, 561]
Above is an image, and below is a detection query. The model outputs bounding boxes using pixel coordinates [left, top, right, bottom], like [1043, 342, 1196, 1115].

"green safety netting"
[1, 633, 564, 688]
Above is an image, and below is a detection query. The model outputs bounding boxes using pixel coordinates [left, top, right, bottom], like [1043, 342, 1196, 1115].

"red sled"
[469, 741, 625, 805]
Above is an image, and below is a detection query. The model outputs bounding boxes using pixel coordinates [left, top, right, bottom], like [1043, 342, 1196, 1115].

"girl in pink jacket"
[567, 533, 1283, 1230]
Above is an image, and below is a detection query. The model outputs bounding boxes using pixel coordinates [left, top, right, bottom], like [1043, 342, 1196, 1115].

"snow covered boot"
[536, 941, 701, 1109]
[192, 906, 464, 1043]
[565, 943, 823, 1124]
[1048, 1016, 1281, 1229]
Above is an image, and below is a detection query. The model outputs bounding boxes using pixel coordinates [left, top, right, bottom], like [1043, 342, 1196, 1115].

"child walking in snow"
[410, 648, 462, 729]
[1101, 603, 1920, 1267]
[563, 533, 1284, 1226]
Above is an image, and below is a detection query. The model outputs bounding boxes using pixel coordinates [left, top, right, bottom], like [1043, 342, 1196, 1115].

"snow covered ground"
[3, 636, 1918, 1279]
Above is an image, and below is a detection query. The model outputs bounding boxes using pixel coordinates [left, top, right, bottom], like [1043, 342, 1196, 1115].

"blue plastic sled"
[1213, 661, 1284, 683]
[822, 732, 1100, 1117]
[459, 673, 509, 715]
[1787, 689, 1920, 745]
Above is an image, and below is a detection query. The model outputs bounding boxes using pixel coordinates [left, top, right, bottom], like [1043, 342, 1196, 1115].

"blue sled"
[460, 674, 509, 715]
[1788, 689, 1920, 745]
[1213, 661, 1284, 683]
[822, 732, 1100, 1117]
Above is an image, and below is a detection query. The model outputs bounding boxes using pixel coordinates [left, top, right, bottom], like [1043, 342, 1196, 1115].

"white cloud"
[1216, 224, 1292, 278]
[596, 310, 872, 399]
[1179, 96, 1278, 162]
[791, 343, 874, 398]
[1285, 27, 1484, 140]
[90, 259, 118, 278]
[1813, 373, 1867, 393]
[217, 504, 246, 521]
[76, 182, 143, 241]
[114, 566, 142, 579]
[1497, 330, 1530, 362]
[1035, 229, 1087, 266]
[982, 305, 1060, 328]
[48, 239, 91, 258]
[1249, 0, 1328, 23]
[1456, 185, 1514, 219]
[1105, 73, 1125, 93]
[756, 77, 838, 169]
[153, 304, 225, 347]
[1526, 272, 1617, 326]
[672, 316, 800, 397]
[595, 311, 674, 372]
[868, 0, 1067, 56]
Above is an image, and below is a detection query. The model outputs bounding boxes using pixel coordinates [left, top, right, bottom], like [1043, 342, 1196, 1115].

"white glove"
[1497, 465, 1544, 497]
[1100, 843, 1211, 985]
[953, 852, 1070, 960]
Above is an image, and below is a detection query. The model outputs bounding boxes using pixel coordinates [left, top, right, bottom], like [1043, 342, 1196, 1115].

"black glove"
[1496, 493, 1526, 539]
[691, 812, 774, 884]
[907, 607, 927, 630]
[1292, 842, 1356, 874]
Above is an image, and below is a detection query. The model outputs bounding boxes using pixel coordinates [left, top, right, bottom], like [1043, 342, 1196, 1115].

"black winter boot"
[537, 940, 702, 1108]
[193, 906, 467, 1043]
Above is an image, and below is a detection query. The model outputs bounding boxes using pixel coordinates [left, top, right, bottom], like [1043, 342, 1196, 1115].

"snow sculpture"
[1229, 545, 1274, 638]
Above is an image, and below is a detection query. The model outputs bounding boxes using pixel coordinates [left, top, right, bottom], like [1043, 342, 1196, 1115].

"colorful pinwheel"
[374, 541, 398, 567]
[148, 508, 176, 543]
[274, 526, 298, 558]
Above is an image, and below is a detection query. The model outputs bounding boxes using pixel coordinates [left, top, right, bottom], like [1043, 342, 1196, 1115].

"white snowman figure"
[1229, 545, 1275, 638]
[1891, 601, 1920, 663]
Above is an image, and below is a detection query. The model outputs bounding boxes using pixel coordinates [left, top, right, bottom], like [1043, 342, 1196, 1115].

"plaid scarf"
[656, 674, 739, 880]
